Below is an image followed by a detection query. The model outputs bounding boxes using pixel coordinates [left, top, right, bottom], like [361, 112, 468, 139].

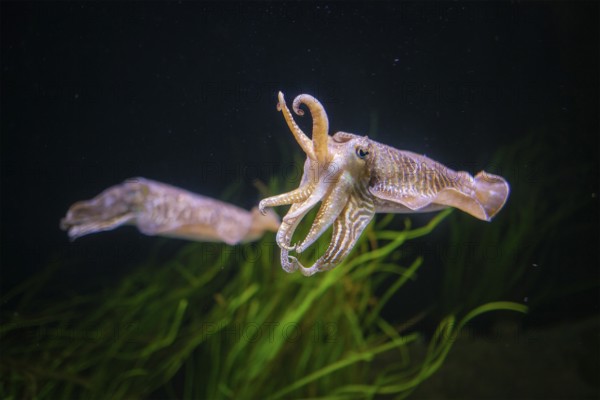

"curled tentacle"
[259, 182, 317, 251]
[258, 182, 314, 215]
[292, 94, 330, 165]
[282, 175, 334, 223]
[276, 223, 297, 251]
[260, 163, 323, 252]
[277, 92, 316, 160]
[276, 201, 312, 262]
[281, 249, 299, 273]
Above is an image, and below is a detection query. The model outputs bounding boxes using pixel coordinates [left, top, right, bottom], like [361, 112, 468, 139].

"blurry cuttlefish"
[61, 178, 280, 245]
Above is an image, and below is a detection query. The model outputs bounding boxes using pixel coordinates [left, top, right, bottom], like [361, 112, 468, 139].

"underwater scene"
[1, 3, 598, 399]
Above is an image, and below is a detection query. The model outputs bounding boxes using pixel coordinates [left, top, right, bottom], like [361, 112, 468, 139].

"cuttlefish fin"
[432, 171, 509, 221]
[370, 171, 509, 221]
[369, 184, 435, 211]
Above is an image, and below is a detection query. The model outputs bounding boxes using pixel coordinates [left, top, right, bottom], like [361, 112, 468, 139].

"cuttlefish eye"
[355, 147, 369, 159]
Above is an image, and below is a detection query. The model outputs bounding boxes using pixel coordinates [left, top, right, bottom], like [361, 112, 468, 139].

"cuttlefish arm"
[260, 92, 509, 275]
[291, 184, 375, 276]
[60, 177, 280, 245]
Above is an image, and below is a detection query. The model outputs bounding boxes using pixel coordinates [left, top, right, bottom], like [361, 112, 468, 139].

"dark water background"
[1, 2, 598, 396]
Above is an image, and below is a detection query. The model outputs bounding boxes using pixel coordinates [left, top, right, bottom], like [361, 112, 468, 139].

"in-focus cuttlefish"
[259, 92, 509, 276]
[61, 178, 280, 245]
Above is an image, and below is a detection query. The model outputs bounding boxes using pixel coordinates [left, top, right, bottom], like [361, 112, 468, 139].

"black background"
[1, 2, 598, 333]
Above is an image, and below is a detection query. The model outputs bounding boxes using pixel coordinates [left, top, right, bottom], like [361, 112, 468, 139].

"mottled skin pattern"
[260, 92, 509, 276]
[61, 178, 280, 245]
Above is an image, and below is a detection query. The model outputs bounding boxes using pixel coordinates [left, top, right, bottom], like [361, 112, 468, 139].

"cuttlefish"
[259, 92, 509, 276]
[61, 177, 280, 245]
